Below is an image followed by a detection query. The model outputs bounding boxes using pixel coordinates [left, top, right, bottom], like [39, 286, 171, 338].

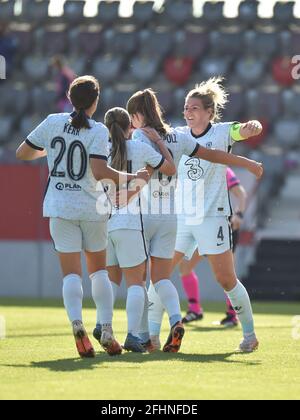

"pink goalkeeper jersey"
[226, 167, 240, 190]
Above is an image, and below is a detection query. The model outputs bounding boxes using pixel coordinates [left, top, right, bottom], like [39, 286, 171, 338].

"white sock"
[111, 281, 120, 305]
[139, 287, 150, 343]
[154, 279, 181, 328]
[63, 274, 83, 323]
[126, 285, 145, 338]
[90, 270, 113, 326]
[148, 281, 165, 336]
[226, 280, 255, 337]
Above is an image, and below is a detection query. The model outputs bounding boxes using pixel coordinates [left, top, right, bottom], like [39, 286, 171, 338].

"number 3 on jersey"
[51, 137, 87, 181]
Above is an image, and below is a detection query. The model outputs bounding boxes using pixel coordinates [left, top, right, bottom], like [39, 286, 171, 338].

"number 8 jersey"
[26, 113, 110, 222]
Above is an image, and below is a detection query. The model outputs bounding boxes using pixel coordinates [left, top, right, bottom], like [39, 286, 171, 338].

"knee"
[214, 271, 237, 291]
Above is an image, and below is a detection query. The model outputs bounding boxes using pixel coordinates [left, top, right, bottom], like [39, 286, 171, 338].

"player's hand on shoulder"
[141, 127, 162, 144]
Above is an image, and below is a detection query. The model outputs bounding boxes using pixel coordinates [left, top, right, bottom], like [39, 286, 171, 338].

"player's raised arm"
[195, 146, 264, 179]
[231, 121, 263, 141]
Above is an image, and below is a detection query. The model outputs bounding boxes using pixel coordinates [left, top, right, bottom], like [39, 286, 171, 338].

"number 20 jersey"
[177, 122, 235, 219]
[26, 113, 110, 222]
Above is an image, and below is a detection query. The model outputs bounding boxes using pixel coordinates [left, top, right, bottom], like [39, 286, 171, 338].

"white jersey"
[108, 140, 164, 232]
[26, 113, 110, 222]
[132, 128, 199, 220]
[177, 122, 236, 219]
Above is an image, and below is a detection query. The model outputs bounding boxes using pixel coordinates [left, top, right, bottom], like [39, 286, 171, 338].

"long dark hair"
[127, 88, 170, 137]
[104, 107, 131, 172]
[68, 75, 100, 129]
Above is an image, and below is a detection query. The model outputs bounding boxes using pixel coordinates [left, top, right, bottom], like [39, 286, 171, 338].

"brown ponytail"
[127, 88, 170, 137]
[104, 107, 130, 172]
[68, 75, 100, 130]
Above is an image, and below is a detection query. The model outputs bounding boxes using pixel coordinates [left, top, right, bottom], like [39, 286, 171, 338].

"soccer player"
[126, 88, 263, 353]
[178, 167, 247, 327]
[148, 77, 262, 353]
[100, 107, 176, 352]
[16, 76, 149, 358]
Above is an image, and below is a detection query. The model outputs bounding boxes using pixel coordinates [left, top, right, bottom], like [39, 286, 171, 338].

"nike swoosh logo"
[217, 243, 224, 247]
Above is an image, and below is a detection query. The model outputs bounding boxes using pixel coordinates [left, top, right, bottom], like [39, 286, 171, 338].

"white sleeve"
[26, 116, 51, 150]
[132, 129, 151, 145]
[142, 143, 165, 170]
[89, 126, 109, 161]
[181, 132, 200, 157]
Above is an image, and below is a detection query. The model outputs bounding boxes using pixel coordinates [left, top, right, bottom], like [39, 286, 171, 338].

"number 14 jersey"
[26, 113, 110, 222]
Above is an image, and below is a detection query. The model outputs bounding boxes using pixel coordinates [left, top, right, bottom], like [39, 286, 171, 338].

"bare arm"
[141, 128, 176, 176]
[230, 184, 248, 231]
[90, 158, 149, 185]
[231, 184, 247, 214]
[16, 142, 47, 161]
[195, 147, 264, 179]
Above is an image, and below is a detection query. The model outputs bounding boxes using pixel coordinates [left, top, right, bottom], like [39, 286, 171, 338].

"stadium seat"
[281, 89, 295, 116]
[177, 26, 208, 59]
[202, 1, 224, 25]
[273, 1, 295, 27]
[272, 56, 295, 87]
[162, 0, 193, 27]
[23, 54, 49, 82]
[7, 83, 30, 115]
[235, 55, 266, 86]
[19, 114, 45, 140]
[68, 25, 104, 57]
[129, 53, 160, 83]
[66, 53, 87, 76]
[274, 118, 300, 148]
[96, 1, 120, 26]
[259, 87, 282, 121]
[9, 23, 32, 57]
[92, 53, 123, 83]
[209, 30, 243, 55]
[35, 25, 68, 56]
[0, 115, 14, 145]
[133, 1, 155, 27]
[138, 28, 172, 58]
[222, 87, 245, 120]
[238, 0, 259, 26]
[198, 54, 231, 80]
[104, 25, 137, 56]
[0, 0, 15, 23]
[31, 85, 56, 114]
[63, 0, 85, 25]
[20, 0, 50, 24]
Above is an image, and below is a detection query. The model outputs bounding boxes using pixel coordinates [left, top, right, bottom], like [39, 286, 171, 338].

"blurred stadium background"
[0, 0, 299, 301]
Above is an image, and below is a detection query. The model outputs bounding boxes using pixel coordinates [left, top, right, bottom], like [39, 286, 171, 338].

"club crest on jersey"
[185, 157, 204, 181]
[206, 142, 213, 149]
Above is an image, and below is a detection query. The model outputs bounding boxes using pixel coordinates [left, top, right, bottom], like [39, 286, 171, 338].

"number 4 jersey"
[26, 113, 110, 222]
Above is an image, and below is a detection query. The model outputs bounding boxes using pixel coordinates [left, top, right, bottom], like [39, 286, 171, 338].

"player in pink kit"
[180, 167, 248, 327]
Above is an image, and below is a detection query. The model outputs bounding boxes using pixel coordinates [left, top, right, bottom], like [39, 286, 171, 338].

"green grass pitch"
[0, 299, 300, 400]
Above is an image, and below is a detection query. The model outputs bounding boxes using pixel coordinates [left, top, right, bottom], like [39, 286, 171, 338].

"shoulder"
[92, 121, 109, 138]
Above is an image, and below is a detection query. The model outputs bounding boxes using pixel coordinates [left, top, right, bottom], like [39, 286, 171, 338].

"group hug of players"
[16, 75, 263, 358]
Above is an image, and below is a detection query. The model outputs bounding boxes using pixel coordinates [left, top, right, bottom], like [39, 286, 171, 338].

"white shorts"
[107, 229, 148, 268]
[49, 218, 108, 253]
[143, 217, 177, 260]
[175, 217, 233, 258]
